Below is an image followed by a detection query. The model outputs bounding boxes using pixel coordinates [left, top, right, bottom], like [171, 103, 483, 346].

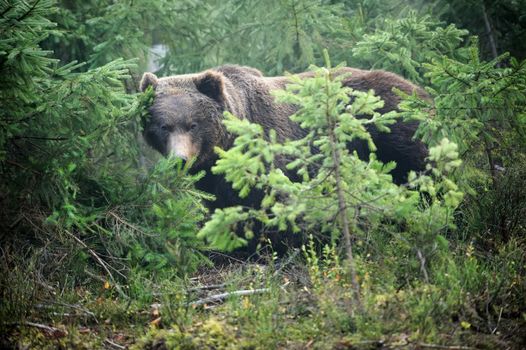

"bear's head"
[139, 71, 230, 170]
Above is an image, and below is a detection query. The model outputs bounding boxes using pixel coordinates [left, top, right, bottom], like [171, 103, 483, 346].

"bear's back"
[212, 65, 428, 184]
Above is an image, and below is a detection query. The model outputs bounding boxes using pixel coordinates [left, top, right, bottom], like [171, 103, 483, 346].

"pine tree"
[435, 0, 526, 60]
[0, 1, 209, 320]
[200, 58, 463, 293]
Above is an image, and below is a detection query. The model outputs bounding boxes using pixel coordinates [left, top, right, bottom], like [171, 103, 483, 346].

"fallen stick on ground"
[190, 288, 270, 307]
[187, 283, 227, 292]
[104, 338, 127, 349]
[23, 321, 67, 337]
[417, 343, 474, 350]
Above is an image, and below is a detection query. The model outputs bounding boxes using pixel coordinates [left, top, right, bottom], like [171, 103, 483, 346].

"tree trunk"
[482, 3, 498, 61]
[324, 73, 362, 310]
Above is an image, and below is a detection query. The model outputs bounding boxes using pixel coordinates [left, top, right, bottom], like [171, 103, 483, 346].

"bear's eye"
[190, 122, 198, 131]
[160, 124, 172, 132]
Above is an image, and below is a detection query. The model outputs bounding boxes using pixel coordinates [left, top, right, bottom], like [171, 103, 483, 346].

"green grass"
[2, 238, 525, 349]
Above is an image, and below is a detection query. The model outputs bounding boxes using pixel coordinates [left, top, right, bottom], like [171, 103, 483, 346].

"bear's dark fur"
[140, 64, 428, 212]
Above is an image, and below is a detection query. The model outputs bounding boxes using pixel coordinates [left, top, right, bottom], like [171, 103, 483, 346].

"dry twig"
[23, 321, 67, 337]
[417, 343, 474, 350]
[190, 288, 270, 307]
[65, 230, 127, 298]
[187, 283, 226, 292]
[104, 338, 126, 349]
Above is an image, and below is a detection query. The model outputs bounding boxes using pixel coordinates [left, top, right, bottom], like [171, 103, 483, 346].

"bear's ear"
[140, 72, 158, 92]
[195, 71, 225, 103]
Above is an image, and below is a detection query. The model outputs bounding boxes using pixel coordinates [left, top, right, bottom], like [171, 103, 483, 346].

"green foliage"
[43, 0, 202, 72]
[352, 11, 469, 82]
[0, 0, 209, 322]
[203, 64, 402, 249]
[396, 38, 526, 245]
[203, 60, 463, 290]
[157, 0, 347, 75]
[128, 157, 212, 273]
[355, 11, 526, 246]
[398, 38, 526, 152]
[133, 317, 243, 350]
[2, 0, 526, 348]
[0, 249, 46, 324]
[462, 159, 526, 246]
[435, 0, 526, 60]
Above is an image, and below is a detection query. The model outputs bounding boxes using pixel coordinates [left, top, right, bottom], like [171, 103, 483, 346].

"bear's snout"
[167, 132, 199, 161]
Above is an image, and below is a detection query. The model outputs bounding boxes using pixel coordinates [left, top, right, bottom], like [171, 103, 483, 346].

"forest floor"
[2, 253, 525, 350]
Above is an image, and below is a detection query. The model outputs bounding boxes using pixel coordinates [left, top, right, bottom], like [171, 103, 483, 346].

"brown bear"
[139, 64, 428, 211]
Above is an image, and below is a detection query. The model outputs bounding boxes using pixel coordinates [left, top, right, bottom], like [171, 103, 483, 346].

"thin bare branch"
[65, 230, 127, 298]
[104, 338, 126, 350]
[187, 283, 226, 293]
[482, 4, 498, 60]
[417, 343, 474, 350]
[190, 288, 270, 307]
[416, 249, 429, 283]
[23, 321, 66, 337]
